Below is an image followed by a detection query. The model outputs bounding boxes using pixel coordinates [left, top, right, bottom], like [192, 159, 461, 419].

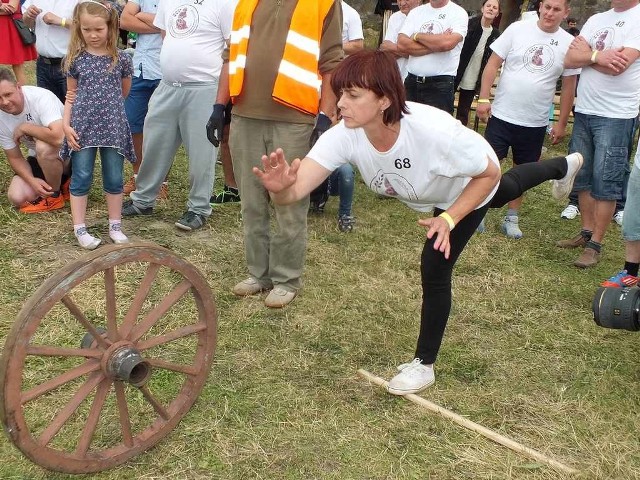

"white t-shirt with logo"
[400, 1, 468, 77]
[0, 86, 64, 151]
[21, 0, 80, 58]
[155, 0, 235, 83]
[307, 102, 500, 212]
[341, 1, 364, 43]
[490, 20, 579, 127]
[385, 11, 409, 80]
[575, 4, 640, 119]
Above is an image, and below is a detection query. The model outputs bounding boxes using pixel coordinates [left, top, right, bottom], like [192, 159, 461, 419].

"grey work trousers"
[229, 115, 312, 291]
[131, 80, 218, 216]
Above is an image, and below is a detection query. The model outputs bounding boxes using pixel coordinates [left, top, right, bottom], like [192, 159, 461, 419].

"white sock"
[109, 219, 129, 243]
[74, 223, 101, 249]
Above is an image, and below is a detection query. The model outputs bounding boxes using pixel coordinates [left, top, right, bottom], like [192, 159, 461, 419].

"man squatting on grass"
[0, 67, 70, 213]
[253, 50, 584, 395]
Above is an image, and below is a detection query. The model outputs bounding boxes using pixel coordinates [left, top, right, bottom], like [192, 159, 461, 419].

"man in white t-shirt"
[0, 68, 69, 213]
[123, 0, 235, 232]
[311, 0, 364, 232]
[476, 0, 578, 239]
[556, 0, 640, 268]
[380, 0, 423, 81]
[396, 0, 468, 114]
[120, 0, 165, 198]
[341, 1, 364, 55]
[22, 0, 80, 104]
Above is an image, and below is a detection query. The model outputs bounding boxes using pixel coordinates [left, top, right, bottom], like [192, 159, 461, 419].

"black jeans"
[36, 57, 67, 105]
[415, 156, 569, 364]
[404, 74, 455, 115]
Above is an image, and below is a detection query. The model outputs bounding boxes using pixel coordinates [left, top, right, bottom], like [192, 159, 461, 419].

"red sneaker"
[601, 270, 639, 288]
[19, 195, 65, 214]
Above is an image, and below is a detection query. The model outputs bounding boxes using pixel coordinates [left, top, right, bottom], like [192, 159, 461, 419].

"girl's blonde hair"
[63, 1, 120, 73]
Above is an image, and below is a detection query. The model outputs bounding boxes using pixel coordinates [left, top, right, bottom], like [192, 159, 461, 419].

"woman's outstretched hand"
[253, 148, 300, 193]
[418, 216, 451, 259]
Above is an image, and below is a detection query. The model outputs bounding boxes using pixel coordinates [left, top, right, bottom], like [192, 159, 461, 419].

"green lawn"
[0, 61, 638, 480]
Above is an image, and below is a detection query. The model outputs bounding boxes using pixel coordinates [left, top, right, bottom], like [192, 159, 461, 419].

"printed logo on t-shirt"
[591, 28, 615, 51]
[169, 5, 199, 38]
[419, 21, 444, 35]
[369, 170, 418, 200]
[523, 44, 555, 74]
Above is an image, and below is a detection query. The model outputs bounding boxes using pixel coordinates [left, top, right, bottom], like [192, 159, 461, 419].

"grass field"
[0, 60, 639, 479]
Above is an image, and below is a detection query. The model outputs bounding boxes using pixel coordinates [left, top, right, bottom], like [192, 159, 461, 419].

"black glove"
[309, 112, 332, 148]
[206, 103, 226, 147]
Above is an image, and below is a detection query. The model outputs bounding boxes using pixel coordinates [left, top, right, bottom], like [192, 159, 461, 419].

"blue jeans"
[36, 57, 67, 105]
[404, 74, 455, 115]
[328, 164, 355, 216]
[623, 165, 640, 241]
[570, 113, 637, 200]
[70, 147, 124, 196]
[124, 76, 161, 134]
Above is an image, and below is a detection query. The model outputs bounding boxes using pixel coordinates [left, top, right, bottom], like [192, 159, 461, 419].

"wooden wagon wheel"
[0, 243, 217, 473]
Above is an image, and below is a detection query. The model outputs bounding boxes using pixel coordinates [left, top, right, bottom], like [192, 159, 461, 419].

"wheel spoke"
[61, 295, 111, 349]
[26, 345, 102, 359]
[140, 385, 170, 421]
[136, 323, 207, 351]
[22, 360, 101, 404]
[129, 280, 192, 343]
[37, 371, 104, 447]
[114, 382, 134, 447]
[104, 268, 119, 342]
[146, 358, 198, 376]
[119, 263, 161, 339]
[76, 377, 112, 455]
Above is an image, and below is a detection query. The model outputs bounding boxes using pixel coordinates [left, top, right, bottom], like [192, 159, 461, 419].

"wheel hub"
[101, 341, 152, 387]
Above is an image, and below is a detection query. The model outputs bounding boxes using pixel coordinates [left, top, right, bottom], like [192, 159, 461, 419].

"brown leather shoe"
[123, 176, 136, 195]
[574, 247, 600, 268]
[556, 233, 587, 249]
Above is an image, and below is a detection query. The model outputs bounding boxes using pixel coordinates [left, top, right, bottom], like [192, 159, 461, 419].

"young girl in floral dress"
[61, 0, 135, 249]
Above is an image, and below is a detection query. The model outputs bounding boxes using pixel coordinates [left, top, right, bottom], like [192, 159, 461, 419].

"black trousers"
[455, 88, 476, 127]
[415, 156, 568, 363]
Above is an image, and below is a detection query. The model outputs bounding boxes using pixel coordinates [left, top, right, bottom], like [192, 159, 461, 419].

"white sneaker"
[75, 227, 101, 250]
[552, 153, 583, 200]
[109, 222, 130, 244]
[501, 215, 523, 239]
[387, 358, 435, 395]
[560, 204, 580, 220]
[613, 210, 624, 226]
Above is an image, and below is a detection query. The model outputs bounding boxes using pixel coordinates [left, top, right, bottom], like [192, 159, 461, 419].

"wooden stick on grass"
[357, 369, 579, 475]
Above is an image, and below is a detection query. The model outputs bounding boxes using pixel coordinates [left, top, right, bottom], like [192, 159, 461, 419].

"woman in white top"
[454, 0, 501, 126]
[253, 50, 583, 395]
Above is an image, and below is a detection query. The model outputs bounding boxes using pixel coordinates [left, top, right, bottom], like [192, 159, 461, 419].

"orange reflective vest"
[229, 0, 335, 115]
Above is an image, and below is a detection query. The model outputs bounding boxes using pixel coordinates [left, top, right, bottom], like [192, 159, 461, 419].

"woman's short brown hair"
[331, 50, 409, 125]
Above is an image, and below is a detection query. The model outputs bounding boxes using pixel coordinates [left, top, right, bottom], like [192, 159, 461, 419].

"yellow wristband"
[477, 99, 491, 104]
[439, 212, 455, 230]
[412, 32, 419, 42]
[61, 17, 66, 28]
[591, 50, 598, 63]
